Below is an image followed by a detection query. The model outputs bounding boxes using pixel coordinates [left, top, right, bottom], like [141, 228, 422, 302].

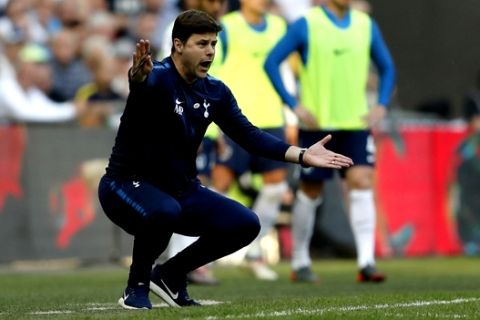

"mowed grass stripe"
[20, 297, 480, 318]
[0, 257, 479, 320]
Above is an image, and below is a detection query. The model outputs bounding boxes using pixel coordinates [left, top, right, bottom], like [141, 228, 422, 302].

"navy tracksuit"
[98, 57, 290, 285]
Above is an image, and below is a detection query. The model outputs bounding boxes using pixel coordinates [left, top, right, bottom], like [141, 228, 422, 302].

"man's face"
[198, 0, 225, 20]
[175, 32, 217, 82]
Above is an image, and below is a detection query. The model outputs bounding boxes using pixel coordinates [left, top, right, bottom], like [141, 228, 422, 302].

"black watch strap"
[299, 148, 309, 168]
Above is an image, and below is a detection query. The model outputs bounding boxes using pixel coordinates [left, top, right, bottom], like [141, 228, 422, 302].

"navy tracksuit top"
[106, 57, 290, 195]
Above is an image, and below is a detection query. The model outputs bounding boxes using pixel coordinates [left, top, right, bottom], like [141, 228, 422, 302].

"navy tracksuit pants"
[98, 174, 260, 285]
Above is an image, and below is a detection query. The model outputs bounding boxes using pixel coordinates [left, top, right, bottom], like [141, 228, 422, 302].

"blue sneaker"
[118, 284, 152, 310]
[150, 265, 200, 307]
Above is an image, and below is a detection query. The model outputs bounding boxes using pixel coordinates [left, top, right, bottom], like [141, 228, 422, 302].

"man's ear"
[173, 38, 183, 54]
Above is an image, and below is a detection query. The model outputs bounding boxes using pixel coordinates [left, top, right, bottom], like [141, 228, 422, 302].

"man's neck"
[325, 2, 349, 19]
[241, 8, 264, 25]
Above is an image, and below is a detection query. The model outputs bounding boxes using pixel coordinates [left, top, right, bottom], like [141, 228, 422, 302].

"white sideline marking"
[196, 300, 225, 306]
[84, 300, 223, 311]
[27, 300, 224, 315]
[383, 312, 468, 319]
[204, 297, 480, 319]
[30, 311, 74, 315]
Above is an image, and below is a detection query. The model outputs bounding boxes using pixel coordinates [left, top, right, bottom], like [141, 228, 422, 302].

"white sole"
[118, 297, 150, 310]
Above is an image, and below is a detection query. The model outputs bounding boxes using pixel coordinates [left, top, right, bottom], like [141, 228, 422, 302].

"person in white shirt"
[0, 29, 24, 82]
[0, 43, 78, 123]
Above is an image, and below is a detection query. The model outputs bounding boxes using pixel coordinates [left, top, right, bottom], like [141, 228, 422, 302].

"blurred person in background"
[81, 33, 113, 68]
[463, 70, 480, 134]
[454, 69, 480, 256]
[133, 0, 170, 57]
[74, 55, 124, 128]
[32, 0, 62, 38]
[349, 0, 412, 259]
[0, 0, 50, 45]
[48, 29, 91, 102]
[85, 11, 118, 42]
[55, 0, 90, 30]
[265, 0, 396, 283]
[159, 0, 196, 58]
[0, 27, 25, 80]
[200, 0, 226, 20]
[274, 0, 311, 23]
[0, 43, 78, 123]
[131, 10, 159, 54]
[226, 0, 238, 11]
[118, 0, 166, 58]
[210, 0, 292, 281]
[77, 32, 130, 129]
[111, 38, 137, 99]
[0, 0, 7, 15]
[88, 0, 110, 12]
[351, 0, 377, 110]
[159, 0, 228, 58]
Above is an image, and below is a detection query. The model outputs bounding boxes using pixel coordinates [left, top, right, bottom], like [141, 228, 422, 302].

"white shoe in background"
[250, 261, 278, 281]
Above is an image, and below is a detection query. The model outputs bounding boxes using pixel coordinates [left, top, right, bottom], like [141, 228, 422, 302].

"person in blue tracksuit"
[98, 9, 353, 310]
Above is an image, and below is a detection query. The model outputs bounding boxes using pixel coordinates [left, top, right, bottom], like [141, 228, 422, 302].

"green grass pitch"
[0, 257, 479, 319]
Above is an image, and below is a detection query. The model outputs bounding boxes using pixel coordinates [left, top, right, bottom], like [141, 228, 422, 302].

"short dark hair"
[171, 9, 222, 45]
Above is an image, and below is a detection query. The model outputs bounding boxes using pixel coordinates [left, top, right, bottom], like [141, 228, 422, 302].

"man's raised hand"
[130, 39, 153, 82]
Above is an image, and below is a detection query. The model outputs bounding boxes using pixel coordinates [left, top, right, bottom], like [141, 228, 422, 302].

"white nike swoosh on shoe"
[161, 279, 178, 299]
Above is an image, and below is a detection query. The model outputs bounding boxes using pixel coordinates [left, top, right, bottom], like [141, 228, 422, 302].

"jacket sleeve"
[213, 85, 290, 161]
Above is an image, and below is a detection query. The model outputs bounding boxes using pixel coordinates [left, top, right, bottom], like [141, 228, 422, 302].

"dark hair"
[171, 9, 222, 45]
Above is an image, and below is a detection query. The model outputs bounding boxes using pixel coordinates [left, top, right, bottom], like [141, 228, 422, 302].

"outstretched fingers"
[326, 152, 354, 169]
[131, 39, 152, 79]
[134, 40, 150, 62]
[306, 135, 353, 168]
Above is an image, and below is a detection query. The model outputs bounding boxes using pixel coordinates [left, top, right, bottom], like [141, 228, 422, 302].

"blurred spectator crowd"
[0, 0, 320, 127]
[0, 0, 203, 126]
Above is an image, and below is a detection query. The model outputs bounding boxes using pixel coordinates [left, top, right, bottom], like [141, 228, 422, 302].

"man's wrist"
[129, 67, 147, 83]
[285, 146, 302, 164]
[298, 148, 309, 168]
